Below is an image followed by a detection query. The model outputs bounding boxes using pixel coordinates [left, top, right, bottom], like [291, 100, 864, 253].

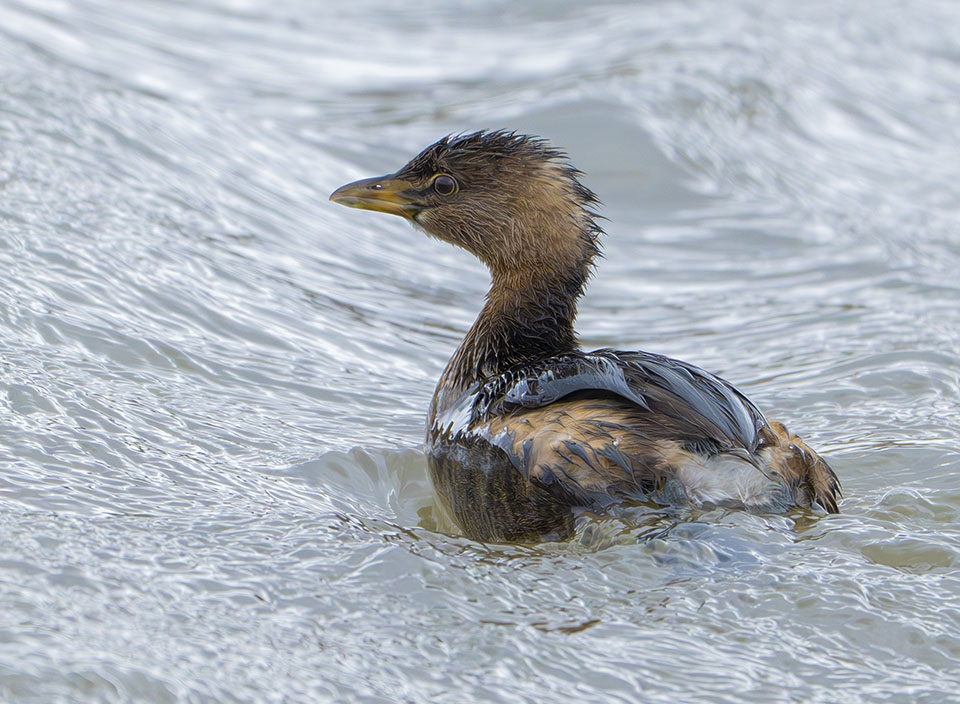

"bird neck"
[440, 263, 588, 393]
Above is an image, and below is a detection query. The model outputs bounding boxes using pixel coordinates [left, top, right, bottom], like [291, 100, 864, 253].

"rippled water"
[1, 0, 959, 701]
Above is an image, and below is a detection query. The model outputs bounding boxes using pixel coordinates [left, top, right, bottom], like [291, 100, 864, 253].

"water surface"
[1, 0, 959, 702]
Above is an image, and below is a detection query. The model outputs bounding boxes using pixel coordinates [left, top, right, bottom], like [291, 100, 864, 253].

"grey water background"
[1, 0, 959, 701]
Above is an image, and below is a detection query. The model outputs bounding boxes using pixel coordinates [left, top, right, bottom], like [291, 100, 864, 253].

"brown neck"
[439, 264, 588, 394]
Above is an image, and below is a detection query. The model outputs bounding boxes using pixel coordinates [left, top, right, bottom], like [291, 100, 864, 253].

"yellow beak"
[329, 175, 423, 220]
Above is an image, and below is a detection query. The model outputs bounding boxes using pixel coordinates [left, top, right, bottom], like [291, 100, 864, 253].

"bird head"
[330, 131, 602, 278]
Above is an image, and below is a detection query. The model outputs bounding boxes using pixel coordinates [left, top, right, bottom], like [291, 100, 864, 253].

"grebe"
[330, 131, 840, 542]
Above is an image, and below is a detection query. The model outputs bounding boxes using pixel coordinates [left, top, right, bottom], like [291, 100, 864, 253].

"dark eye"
[433, 174, 458, 196]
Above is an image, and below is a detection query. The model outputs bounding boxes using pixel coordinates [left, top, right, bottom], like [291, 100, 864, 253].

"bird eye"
[433, 174, 458, 196]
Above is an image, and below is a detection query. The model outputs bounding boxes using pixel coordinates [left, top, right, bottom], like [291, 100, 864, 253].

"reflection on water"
[1, 0, 959, 701]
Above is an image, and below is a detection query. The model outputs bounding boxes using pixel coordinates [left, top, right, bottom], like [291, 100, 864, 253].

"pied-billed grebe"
[330, 131, 840, 542]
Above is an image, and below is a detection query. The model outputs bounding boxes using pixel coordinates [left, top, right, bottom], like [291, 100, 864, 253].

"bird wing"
[473, 349, 768, 458]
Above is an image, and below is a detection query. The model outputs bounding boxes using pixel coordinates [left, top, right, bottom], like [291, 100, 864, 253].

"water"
[1, 0, 959, 701]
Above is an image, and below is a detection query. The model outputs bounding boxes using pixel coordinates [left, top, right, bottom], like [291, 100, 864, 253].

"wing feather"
[474, 349, 767, 456]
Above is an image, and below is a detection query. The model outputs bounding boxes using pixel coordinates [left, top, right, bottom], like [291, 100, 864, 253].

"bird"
[330, 130, 840, 543]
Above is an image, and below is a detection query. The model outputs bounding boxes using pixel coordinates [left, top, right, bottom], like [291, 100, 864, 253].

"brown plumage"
[330, 131, 841, 542]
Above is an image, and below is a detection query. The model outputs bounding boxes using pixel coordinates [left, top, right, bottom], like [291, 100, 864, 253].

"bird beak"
[329, 175, 422, 220]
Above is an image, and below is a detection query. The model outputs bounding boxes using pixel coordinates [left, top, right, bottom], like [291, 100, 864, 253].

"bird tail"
[766, 421, 842, 513]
